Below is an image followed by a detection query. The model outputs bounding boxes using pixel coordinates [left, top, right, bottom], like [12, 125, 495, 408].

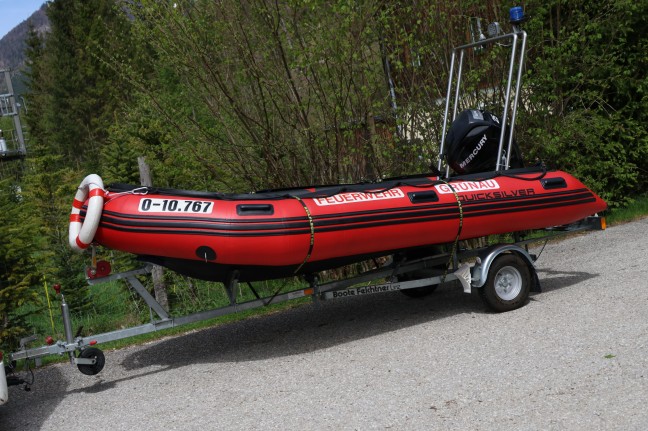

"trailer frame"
[1, 215, 604, 399]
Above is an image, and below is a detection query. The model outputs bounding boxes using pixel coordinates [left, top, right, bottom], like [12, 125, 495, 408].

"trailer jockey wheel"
[77, 347, 106, 376]
[479, 253, 531, 312]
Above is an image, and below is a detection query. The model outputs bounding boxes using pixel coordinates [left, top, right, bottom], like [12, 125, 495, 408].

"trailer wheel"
[479, 253, 530, 312]
[77, 347, 105, 376]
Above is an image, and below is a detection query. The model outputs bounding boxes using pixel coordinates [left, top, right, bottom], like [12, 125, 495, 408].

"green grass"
[605, 195, 648, 226]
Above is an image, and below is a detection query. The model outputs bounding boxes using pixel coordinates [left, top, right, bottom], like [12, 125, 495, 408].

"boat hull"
[88, 168, 606, 281]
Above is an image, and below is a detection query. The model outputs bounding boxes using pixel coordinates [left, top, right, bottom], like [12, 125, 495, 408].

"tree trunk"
[138, 156, 169, 312]
[184, 275, 199, 303]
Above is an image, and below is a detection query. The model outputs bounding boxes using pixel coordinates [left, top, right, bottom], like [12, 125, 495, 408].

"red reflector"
[89, 340, 97, 346]
[45, 336, 54, 345]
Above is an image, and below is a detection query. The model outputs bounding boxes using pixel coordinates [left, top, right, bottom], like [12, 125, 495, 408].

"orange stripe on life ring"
[76, 236, 89, 249]
[89, 188, 105, 198]
[69, 174, 105, 252]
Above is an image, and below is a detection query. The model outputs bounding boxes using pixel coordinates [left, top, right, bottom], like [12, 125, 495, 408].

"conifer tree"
[22, 24, 48, 155]
[29, 0, 133, 171]
[0, 179, 40, 351]
[22, 0, 135, 313]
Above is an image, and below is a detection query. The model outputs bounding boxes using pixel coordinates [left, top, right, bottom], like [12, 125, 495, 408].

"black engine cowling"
[445, 109, 523, 175]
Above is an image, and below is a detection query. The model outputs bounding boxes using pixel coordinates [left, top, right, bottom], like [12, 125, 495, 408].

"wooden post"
[138, 156, 169, 312]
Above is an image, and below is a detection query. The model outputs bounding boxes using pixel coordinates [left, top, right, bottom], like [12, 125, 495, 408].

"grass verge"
[605, 195, 648, 226]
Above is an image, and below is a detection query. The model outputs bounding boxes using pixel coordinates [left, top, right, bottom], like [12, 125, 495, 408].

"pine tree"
[22, 24, 47, 150]
[0, 179, 40, 351]
[30, 0, 133, 171]
[21, 0, 137, 313]
[23, 154, 93, 313]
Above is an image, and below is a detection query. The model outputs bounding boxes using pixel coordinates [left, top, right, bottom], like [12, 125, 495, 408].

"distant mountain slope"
[0, 5, 50, 73]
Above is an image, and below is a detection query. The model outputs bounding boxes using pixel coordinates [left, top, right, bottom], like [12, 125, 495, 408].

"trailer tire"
[77, 347, 105, 376]
[479, 253, 530, 312]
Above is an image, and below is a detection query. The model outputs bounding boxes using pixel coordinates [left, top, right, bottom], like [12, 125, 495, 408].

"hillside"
[0, 4, 49, 74]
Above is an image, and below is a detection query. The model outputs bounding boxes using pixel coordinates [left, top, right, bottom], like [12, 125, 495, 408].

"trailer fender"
[471, 244, 540, 292]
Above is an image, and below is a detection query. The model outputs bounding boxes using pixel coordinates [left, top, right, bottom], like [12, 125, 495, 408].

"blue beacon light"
[509, 6, 525, 25]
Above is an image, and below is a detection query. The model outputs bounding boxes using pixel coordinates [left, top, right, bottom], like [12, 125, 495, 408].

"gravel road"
[1, 217, 647, 430]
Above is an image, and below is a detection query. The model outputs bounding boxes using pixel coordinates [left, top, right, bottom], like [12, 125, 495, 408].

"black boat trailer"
[1, 216, 605, 397]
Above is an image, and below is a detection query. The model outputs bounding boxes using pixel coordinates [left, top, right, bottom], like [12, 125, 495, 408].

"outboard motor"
[445, 109, 523, 175]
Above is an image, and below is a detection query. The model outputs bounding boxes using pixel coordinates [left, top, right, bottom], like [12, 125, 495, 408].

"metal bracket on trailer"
[320, 271, 465, 300]
[315, 252, 471, 298]
[86, 264, 169, 320]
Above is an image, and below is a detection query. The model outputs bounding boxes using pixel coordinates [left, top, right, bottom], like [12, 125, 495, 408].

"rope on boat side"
[437, 179, 464, 283]
[292, 195, 315, 275]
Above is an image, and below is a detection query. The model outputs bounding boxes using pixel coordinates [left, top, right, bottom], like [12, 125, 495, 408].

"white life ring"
[69, 174, 105, 252]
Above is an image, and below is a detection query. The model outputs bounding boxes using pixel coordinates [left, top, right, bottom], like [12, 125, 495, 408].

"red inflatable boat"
[69, 22, 608, 284]
[69, 167, 606, 282]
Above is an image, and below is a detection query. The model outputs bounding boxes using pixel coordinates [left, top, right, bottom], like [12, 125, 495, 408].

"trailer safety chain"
[7, 359, 35, 391]
[438, 179, 464, 283]
[292, 195, 315, 275]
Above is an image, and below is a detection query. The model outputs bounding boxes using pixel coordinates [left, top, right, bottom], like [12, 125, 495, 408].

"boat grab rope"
[436, 179, 464, 283]
[105, 186, 149, 200]
[292, 195, 315, 275]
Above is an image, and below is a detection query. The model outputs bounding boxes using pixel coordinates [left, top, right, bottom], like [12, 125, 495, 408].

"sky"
[0, 0, 45, 39]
